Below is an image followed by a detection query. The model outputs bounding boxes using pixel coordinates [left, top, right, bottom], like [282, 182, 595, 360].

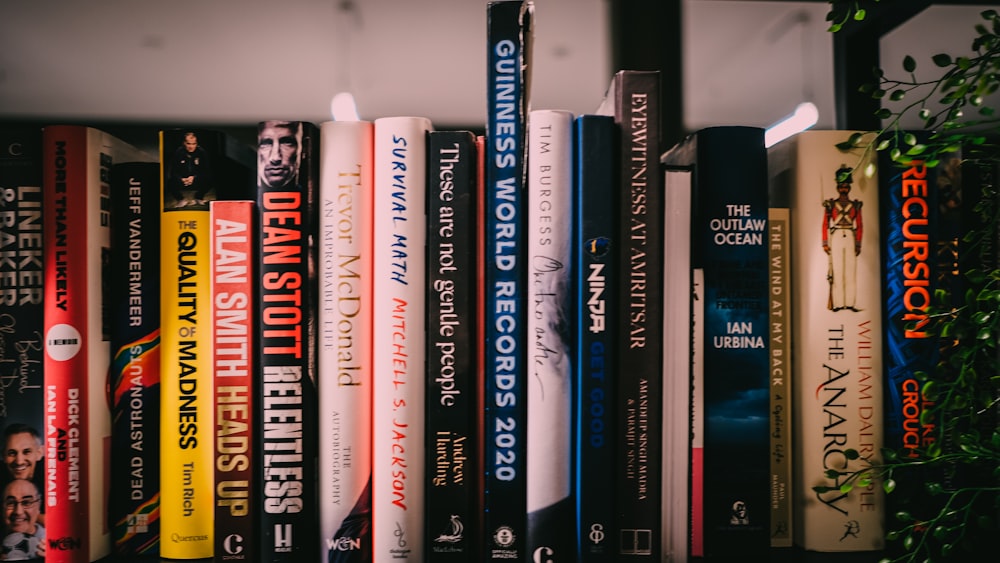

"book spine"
[473, 134, 488, 561]
[879, 149, 967, 542]
[371, 116, 432, 562]
[692, 128, 770, 557]
[610, 70, 664, 559]
[0, 127, 46, 561]
[0, 126, 45, 430]
[572, 114, 618, 561]
[425, 130, 479, 561]
[255, 121, 320, 561]
[767, 206, 793, 547]
[660, 168, 692, 563]
[318, 119, 374, 562]
[783, 130, 885, 552]
[880, 153, 958, 454]
[690, 267, 705, 558]
[43, 126, 113, 562]
[484, 2, 533, 559]
[211, 200, 256, 562]
[159, 128, 219, 559]
[524, 110, 574, 562]
[109, 161, 162, 556]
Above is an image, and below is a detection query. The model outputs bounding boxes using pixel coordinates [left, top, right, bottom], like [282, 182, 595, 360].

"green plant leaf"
[903, 55, 917, 72]
[922, 380, 938, 401]
[933, 53, 954, 67]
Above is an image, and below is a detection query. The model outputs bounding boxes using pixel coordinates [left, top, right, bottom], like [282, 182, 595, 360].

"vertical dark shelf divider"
[609, 0, 682, 146]
[832, 0, 932, 130]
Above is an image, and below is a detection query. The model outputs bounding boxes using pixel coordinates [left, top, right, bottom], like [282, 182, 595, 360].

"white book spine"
[318, 120, 375, 559]
[371, 116, 432, 562]
[662, 169, 692, 563]
[525, 109, 574, 550]
[784, 130, 885, 552]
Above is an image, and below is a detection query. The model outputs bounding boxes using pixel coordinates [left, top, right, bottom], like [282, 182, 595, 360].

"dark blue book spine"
[879, 143, 968, 547]
[664, 126, 770, 557]
[426, 130, 480, 561]
[694, 127, 769, 556]
[573, 114, 618, 561]
[109, 161, 162, 555]
[880, 142, 955, 458]
[484, 1, 532, 560]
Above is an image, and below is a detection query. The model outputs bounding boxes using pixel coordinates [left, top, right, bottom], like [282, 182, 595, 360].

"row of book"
[1, 89, 983, 563]
[7, 123, 981, 562]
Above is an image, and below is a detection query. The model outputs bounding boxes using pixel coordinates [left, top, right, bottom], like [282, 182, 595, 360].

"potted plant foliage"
[820, 2, 999, 561]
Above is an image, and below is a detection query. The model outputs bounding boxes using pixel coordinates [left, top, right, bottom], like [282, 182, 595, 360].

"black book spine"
[425, 130, 480, 561]
[0, 125, 45, 450]
[0, 126, 47, 550]
[109, 161, 162, 555]
[255, 121, 320, 561]
[611, 70, 664, 559]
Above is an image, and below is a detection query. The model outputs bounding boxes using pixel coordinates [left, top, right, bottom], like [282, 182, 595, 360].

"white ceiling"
[0, 1, 987, 135]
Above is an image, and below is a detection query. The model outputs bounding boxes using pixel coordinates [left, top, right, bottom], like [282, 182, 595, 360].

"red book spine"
[211, 200, 257, 561]
[42, 126, 102, 563]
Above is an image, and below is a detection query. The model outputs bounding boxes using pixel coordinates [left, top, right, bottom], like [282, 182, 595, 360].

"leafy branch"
[822, 2, 1000, 561]
[832, 8, 1000, 169]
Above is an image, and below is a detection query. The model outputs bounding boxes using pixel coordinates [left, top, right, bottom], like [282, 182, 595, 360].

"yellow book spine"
[159, 131, 215, 559]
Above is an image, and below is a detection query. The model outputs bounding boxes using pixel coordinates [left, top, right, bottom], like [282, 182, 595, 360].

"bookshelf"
[3, 2, 997, 562]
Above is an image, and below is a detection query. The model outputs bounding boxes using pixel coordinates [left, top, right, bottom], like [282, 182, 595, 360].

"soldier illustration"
[822, 165, 863, 311]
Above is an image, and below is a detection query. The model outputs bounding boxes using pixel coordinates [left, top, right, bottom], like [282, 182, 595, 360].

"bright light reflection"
[765, 102, 819, 148]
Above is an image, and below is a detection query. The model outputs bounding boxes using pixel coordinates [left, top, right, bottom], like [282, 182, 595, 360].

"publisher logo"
[327, 536, 362, 551]
[47, 536, 82, 551]
[585, 236, 611, 258]
[433, 514, 464, 544]
[493, 526, 515, 548]
[274, 524, 292, 552]
[45, 324, 81, 361]
[223, 533, 244, 555]
[588, 523, 605, 545]
[170, 533, 209, 543]
[532, 546, 554, 563]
